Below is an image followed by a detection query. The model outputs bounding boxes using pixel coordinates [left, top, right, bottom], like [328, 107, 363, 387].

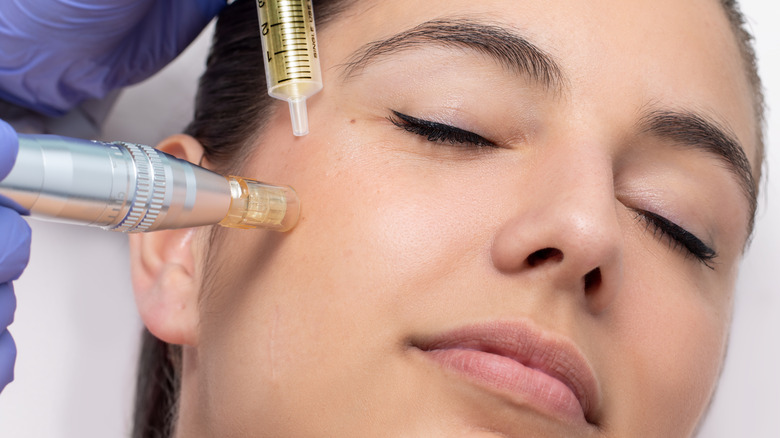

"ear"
[129, 134, 208, 346]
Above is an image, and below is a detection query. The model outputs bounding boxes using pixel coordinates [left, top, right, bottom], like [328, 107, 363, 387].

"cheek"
[265, 114, 500, 286]
[192, 115, 503, 432]
[598, 233, 733, 435]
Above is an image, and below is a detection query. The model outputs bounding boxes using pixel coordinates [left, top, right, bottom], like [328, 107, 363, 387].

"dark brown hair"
[132, 1, 765, 436]
[721, 0, 766, 185]
[131, 1, 352, 437]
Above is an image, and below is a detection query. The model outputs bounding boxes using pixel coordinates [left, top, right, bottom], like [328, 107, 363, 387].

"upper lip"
[412, 320, 600, 423]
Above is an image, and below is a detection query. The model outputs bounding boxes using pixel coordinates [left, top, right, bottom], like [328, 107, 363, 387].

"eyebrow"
[639, 109, 757, 232]
[341, 18, 566, 92]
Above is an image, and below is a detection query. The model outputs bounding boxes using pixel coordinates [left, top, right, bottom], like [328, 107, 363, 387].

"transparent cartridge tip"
[219, 176, 300, 231]
[289, 98, 310, 136]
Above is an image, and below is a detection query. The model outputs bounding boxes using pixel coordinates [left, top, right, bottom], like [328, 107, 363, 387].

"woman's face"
[166, 0, 759, 436]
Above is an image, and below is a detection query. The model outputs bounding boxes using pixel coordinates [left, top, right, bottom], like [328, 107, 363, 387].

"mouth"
[411, 320, 600, 426]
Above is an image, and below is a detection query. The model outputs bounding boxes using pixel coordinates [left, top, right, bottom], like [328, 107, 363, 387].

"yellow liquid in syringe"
[256, 0, 323, 136]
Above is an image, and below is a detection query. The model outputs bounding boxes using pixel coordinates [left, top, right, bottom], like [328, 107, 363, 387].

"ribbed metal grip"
[0, 135, 233, 232]
[113, 142, 167, 232]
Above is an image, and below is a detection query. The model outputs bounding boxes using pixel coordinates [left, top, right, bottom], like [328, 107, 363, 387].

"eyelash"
[633, 209, 717, 270]
[388, 110, 496, 147]
[388, 110, 717, 269]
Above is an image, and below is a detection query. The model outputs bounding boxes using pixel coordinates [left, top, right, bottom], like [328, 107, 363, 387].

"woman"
[130, 0, 765, 436]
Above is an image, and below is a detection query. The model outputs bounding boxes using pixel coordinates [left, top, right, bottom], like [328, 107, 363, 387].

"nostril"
[526, 247, 564, 267]
[584, 268, 602, 292]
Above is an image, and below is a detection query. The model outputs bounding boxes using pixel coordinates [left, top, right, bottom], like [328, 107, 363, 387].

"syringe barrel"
[256, 0, 323, 136]
[0, 135, 232, 232]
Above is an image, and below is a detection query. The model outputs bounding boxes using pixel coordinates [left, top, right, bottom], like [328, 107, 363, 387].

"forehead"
[322, 0, 758, 168]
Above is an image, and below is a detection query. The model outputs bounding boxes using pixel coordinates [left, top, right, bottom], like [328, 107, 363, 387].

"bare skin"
[130, 0, 758, 436]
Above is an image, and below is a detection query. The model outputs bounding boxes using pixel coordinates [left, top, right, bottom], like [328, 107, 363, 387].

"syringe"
[0, 134, 300, 232]
[256, 0, 323, 136]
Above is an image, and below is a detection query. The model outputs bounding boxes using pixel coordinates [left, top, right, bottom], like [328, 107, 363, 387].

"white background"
[0, 1, 778, 436]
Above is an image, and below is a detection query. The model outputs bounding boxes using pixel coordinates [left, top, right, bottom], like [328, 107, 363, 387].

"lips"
[412, 321, 599, 425]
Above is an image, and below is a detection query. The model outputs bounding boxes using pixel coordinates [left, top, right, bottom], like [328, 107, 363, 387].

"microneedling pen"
[0, 134, 300, 232]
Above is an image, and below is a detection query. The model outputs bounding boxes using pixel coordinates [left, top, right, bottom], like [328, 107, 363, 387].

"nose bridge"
[491, 133, 623, 312]
[549, 140, 619, 260]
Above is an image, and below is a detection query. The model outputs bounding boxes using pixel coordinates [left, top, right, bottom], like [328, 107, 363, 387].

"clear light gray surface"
[0, 2, 778, 436]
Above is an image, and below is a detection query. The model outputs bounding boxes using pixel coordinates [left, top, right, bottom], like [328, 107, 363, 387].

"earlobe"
[129, 134, 208, 346]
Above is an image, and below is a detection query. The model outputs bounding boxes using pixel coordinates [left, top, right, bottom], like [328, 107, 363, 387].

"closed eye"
[633, 209, 717, 270]
[388, 110, 497, 148]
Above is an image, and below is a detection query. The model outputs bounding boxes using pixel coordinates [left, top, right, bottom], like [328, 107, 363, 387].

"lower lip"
[422, 348, 586, 424]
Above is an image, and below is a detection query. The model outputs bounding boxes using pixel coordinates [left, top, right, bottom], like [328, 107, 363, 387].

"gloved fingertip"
[0, 194, 30, 216]
[0, 120, 20, 181]
[0, 329, 17, 393]
[0, 209, 31, 282]
[0, 282, 17, 328]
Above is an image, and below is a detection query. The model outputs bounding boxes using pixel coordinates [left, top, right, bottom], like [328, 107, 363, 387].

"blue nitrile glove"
[0, 0, 227, 116]
[0, 119, 31, 393]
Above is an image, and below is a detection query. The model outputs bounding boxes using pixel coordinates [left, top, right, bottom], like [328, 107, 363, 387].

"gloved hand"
[0, 0, 227, 116]
[0, 119, 31, 393]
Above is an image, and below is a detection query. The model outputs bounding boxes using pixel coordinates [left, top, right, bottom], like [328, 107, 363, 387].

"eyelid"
[389, 110, 497, 148]
[619, 186, 717, 241]
[632, 208, 717, 269]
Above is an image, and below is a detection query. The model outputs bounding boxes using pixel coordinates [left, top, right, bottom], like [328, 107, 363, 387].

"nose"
[490, 144, 624, 314]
